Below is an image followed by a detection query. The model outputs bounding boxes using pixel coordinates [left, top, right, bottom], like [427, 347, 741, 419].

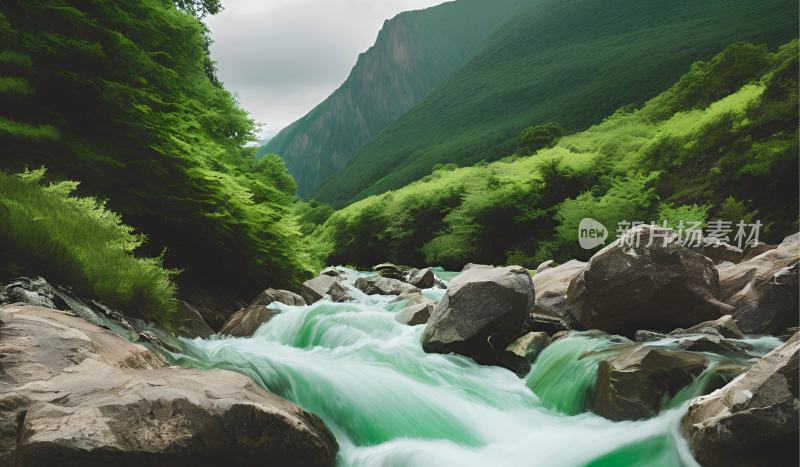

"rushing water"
[171, 269, 779, 467]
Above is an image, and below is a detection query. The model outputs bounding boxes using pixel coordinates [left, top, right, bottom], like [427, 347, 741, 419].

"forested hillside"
[312, 41, 799, 269]
[0, 0, 311, 311]
[259, 0, 525, 197]
[314, 0, 798, 207]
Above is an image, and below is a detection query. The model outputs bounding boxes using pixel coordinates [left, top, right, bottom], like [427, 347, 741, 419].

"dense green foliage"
[0, 0, 312, 301]
[314, 0, 798, 207]
[312, 41, 799, 270]
[0, 170, 176, 325]
[518, 123, 562, 155]
[259, 0, 526, 197]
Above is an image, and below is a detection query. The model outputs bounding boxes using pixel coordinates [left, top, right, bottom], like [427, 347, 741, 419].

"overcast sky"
[206, 0, 446, 142]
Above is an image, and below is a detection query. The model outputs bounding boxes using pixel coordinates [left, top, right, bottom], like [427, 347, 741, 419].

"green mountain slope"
[315, 0, 798, 207]
[258, 0, 526, 197]
[311, 41, 799, 269]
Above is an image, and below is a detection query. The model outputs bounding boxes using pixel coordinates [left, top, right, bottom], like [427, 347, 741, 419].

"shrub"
[0, 169, 176, 326]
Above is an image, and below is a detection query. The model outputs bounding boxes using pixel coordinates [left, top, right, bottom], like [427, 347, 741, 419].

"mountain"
[314, 0, 798, 206]
[311, 40, 799, 269]
[258, 0, 526, 197]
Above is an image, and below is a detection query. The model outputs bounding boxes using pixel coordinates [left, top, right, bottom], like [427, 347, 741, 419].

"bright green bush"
[0, 169, 176, 326]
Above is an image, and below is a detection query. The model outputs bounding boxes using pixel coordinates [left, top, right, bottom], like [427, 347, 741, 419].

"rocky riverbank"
[1, 225, 797, 466]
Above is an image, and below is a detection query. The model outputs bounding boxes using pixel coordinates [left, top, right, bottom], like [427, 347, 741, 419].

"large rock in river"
[354, 276, 420, 296]
[568, 225, 727, 335]
[718, 232, 799, 334]
[590, 346, 708, 420]
[528, 260, 585, 332]
[682, 332, 799, 467]
[0, 304, 338, 467]
[301, 274, 340, 304]
[421, 265, 534, 365]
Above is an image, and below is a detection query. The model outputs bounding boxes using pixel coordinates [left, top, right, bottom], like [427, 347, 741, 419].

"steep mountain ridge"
[259, 0, 526, 196]
[314, 0, 798, 206]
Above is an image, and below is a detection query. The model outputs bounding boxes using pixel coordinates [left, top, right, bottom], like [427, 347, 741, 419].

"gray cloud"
[206, 0, 446, 140]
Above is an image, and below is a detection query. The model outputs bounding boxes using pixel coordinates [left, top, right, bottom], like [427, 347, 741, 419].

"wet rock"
[320, 266, 345, 277]
[0, 304, 338, 467]
[301, 274, 340, 304]
[530, 260, 585, 329]
[250, 288, 305, 307]
[675, 334, 748, 358]
[421, 265, 534, 365]
[719, 233, 799, 334]
[683, 332, 799, 467]
[373, 263, 406, 281]
[740, 240, 777, 262]
[220, 305, 279, 337]
[390, 291, 434, 307]
[354, 276, 420, 296]
[407, 267, 435, 289]
[590, 346, 707, 421]
[462, 263, 492, 271]
[497, 331, 551, 376]
[328, 281, 356, 302]
[395, 302, 434, 326]
[672, 315, 744, 339]
[568, 225, 728, 336]
[634, 330, 668, 342]
[175, 301, 214, 338]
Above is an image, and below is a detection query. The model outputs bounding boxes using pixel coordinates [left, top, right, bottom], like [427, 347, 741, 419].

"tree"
[518, 122, 563, 155]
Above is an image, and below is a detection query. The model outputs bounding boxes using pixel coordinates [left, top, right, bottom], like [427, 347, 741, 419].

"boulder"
[301, 275, 340, 304]
[683, 332, 799, 467]
[499, 331, 552, 374]
[395, 302, 434, 326]
[250, 288, 305, 307]
[328, 281, 356, 302]
[421, 265, 534, 365]
[740, 240, 777, 262]
[320, 267, 345, 277]
[462, 263, 493, 271]
[568, 225, 728, 335]
[590, 346, 707, 420]
[671, 315, 744, 339]
[174, 301, 215, 338]
[390, 291, 433, 308]
[219, 305, 279, 337]
[407, 268, 435, 289]
[0, 304, 338, 467]
[719, 233, 800, 334]
[535, 260, 557, 273]
[530, 260, 585, 328]
[692, 238, 743, 264]
[675, 334, 748, 358]
[373, 263, 406, 281]
[354, 276, 420, 296]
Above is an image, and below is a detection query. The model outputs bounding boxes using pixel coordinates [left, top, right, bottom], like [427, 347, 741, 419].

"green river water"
[170, 269, 781, 467]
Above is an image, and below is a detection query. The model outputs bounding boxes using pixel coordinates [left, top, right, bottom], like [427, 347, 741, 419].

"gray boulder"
[719, 233, 799, 334]
[692, 238, 743, 264]
[568, 225, 728, 335]
[354, 276, 420, 296]
[395, 302, 434, 326]
[421, 265, 534, 365]
[0, 304, 338, 467]
[328, 281, 356, 302]
[535, 260, 557, 273]
[683, 332, 799, 467]
[250, 288, 305, 307]
[529, 260, 585, 330]
[301, 274, 340, 304]
[373, 263, 406, 281]
[590, 346, 707, 420]
[175, 301, 215, 338]
[220, 305, 279, 337]
[407, 267, 435, 289]
[390, 291, 434, 308]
